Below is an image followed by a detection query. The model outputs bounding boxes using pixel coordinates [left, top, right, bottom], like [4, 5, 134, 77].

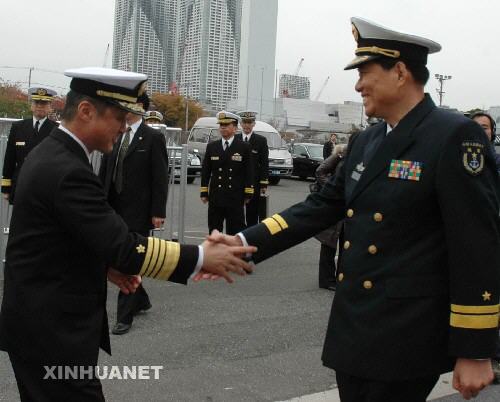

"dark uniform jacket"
[235, 132, 269, 192]
[99, 121, 169, 233]
[0, 128, 198, 365]
[200, 138, 254, 206]
[1, 117, 57, 203]
[242, 94, 500, 381]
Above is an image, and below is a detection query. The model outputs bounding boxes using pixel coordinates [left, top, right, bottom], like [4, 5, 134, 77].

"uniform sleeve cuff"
[189, 245, 204, 279]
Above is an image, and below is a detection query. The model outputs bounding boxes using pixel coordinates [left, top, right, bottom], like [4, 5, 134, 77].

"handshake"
[107, 230, 255, 293]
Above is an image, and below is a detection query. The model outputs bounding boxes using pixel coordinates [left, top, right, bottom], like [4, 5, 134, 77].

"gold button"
[219, 168, 222, 171]
[218, 185, 221, 188]
[368, 245, 377, 255]
[229, 177, 232, 180]
[363, 280, 373, 290]
[346, 209, 354, 218]
[218, 176, 222, 179]
[373, 212, 383, 222]
[230, 168, 233, 171]
[343, 241, 351, 250]
[338, 273, 344, 282]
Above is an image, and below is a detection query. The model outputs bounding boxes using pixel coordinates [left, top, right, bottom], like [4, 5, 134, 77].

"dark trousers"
[9, 352, 105, 402]
[336, 371, 439, 402]
[245, 194, 260, 227]
[319, 243, 337, 288]
[208, 203, 245, 235]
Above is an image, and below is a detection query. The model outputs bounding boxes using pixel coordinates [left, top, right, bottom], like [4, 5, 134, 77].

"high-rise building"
[113, 0, 178, 94]
[232, 0, 278, 121]
[177, 0, 242, 110]
[113, 0, 277, 112]
[279, 74, 311, 100]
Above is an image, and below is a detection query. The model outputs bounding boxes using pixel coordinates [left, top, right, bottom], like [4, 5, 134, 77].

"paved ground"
[0, 178, 499, 401]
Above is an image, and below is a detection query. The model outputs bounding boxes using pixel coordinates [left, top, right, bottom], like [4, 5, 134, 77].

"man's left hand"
[452, 358, 494, 400]
[107, 268, 142, 294]
[152, 216, 165, 228]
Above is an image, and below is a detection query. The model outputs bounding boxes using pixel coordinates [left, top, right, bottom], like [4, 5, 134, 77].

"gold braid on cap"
[356, 46, 400, 58]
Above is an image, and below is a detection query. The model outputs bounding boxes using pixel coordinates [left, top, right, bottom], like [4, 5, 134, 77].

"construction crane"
[314, 76, 330, 101]
[294, 58, 304, 76]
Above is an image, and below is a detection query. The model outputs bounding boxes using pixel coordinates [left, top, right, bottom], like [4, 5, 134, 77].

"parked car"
[188, 117, 292, 185]
[290, 142, 324, 179]
[148, 124, 201, 184]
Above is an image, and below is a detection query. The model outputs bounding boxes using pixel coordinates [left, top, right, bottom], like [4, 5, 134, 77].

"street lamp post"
[434, 74, 452, 107]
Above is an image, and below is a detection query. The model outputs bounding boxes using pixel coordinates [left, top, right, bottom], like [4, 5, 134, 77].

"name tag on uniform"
[351, 162, 364, 181]
[388, 159, 423, 181]
[211, 156, 220, 160]
[16, 142, 26, 146]
[232, 153, 242, 162]
[351, 171, 361, 181]
[252, 150, 258, 154]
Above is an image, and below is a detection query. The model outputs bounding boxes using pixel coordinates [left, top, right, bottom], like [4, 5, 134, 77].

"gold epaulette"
[244, 187, 254, 194]
[138, 237, 181, 281]
[1, 179, 12, 187]
[200, 186, 209, 193]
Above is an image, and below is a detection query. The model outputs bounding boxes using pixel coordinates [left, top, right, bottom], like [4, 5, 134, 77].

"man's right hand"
[206, 229, 243, 247]
[200, 238, 255, 283]
[201, 197, 208, 204]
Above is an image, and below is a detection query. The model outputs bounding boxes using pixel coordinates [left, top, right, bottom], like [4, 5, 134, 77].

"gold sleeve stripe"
[262, 217, 281, 235]
[272, 214, 288, 230]
[139, 237, 155, 276]
[156, 241, 180, 280]
[1, 179, 12, 186]
[450, 312, 499, 329]
[451, 304, 500, 314]
[200, 187, 209, 192]
[260, 180, 269, 184]
[143, 238, 160, 277]
[154, 238, 167, 277]
[147, 238, 162, 277]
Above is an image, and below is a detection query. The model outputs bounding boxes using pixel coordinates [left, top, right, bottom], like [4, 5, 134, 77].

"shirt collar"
[243, 131, 253, 141]
[222, 136, 235, 147]
[58, 124, 92, 161]
[33, 116, 47, 128]
[127, 119, 142, 134]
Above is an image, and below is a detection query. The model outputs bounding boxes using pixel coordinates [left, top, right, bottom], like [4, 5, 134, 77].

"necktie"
[34, 120, 40, 134]
[224, 140, 229, 151]
[244, 136, 248, 142]
[114, 127, 131, 193]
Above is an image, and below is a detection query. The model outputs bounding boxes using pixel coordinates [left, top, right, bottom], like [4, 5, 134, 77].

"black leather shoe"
[112, 322, 132, 335]
[135, 302, 152, 314]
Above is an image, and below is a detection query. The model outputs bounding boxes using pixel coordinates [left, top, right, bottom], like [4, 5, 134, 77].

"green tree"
[0, 81, 31, 118]
[151, 93, 204, 130]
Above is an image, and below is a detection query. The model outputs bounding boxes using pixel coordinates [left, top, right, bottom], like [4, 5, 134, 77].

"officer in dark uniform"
[0, 68, 254, 402]
[1, 87, 57, 204]
[99, 94, 169, 335]
[207, 17, 500, 401]
[235, 111, 269, 226]
[200, 111, 254, 235]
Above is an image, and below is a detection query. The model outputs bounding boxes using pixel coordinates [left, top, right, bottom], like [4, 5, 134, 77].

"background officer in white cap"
[235, 111, 269, 226]
[200, 111, 254, 235]
[0, 67, 255, 402]
[144, 110, 163, 125]
[205, 17, 500, 401]
[1, 87, 57, 204]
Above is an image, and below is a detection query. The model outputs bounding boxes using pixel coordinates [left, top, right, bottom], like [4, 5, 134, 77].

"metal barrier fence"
[0, 120, 190, 275]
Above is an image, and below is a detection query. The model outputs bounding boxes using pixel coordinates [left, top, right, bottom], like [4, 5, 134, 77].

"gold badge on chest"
[231, 153, 242, 162]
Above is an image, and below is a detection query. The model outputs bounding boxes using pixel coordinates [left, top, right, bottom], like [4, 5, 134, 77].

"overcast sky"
[1, 0, 498, 111]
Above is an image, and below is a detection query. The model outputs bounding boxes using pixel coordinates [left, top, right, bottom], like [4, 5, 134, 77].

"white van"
[188, 117, 292, 184]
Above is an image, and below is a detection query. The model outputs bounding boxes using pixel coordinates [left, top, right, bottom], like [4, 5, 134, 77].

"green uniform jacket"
[242, 94, 500, 380]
